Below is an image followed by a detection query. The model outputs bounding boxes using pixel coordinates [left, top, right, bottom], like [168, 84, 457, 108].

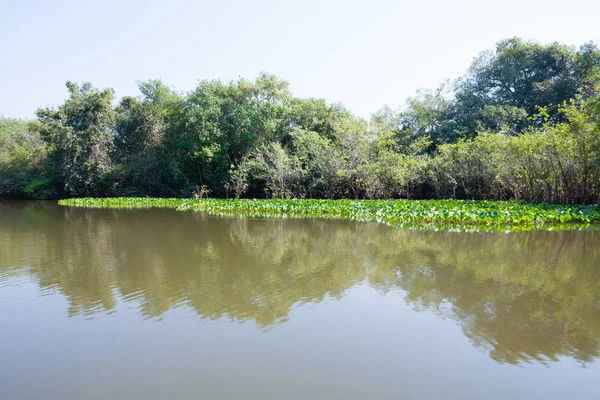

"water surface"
[1, 201, 599, 399]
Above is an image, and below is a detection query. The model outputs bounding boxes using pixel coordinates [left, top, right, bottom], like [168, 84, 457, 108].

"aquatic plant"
[58, 198, 600, 232]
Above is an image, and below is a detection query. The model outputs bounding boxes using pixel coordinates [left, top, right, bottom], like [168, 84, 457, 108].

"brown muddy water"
[1, 201, 599, 399]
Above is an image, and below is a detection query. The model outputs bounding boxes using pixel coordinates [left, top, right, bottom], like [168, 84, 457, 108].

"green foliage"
[35, 82, 116, 196]
[399, 82, 457, 146]
[453, 38, 600, 137]
[0, 117, 48, 198]
[290, 128, 342, 198]
[246, 142, 303, 198]
[22, 177, 56, 199]
[1, 37, 599, 204]
[166, 73, 294, 195]
[430, 95, 600, 203]
[225, 160, 250, 199]
[58, 198, 600, 232]
[114, 79, 184, 196]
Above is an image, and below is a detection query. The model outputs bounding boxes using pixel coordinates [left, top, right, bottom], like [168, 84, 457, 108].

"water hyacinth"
[57, 198, 600, 232]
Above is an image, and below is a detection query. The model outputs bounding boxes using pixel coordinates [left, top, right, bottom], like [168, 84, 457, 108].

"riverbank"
[57, 198, 600, 232]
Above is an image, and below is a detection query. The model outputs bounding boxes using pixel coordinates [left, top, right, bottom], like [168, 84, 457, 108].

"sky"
[1, 0, 600, 119]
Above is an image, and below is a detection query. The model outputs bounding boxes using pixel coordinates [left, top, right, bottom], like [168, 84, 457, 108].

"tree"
[168, 73, 292, 196]
[225, 160, 250, 199]
[333, 116, 374, 199]
[290, 128, 342, 198]
[35, 82, 116, 196]
[2, 39, 599, 203]
[247, 142, 302, 198]
[115, 80, 183, 195]
[400, 82, 457, 147]
[454, 38, 600, 137]
[0, 117, 48, 198]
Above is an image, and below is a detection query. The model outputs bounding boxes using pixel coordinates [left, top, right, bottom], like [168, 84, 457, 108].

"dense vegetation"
[2, 38, 600, 203]
[58, 198, 600, 232]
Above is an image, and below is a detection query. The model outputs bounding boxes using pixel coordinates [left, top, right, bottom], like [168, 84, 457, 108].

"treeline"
[1, 37, 600, 203]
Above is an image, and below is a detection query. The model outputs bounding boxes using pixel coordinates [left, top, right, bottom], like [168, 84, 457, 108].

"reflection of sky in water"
[1, 277, 598, 400]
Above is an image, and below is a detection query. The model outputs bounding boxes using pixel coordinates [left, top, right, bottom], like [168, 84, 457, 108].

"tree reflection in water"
[1, 201, 599, 365]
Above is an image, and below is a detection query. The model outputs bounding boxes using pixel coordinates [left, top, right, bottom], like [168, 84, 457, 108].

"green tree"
[35, 82, 116, 196]
[114, 79, 183, 195]
[247, 142, 302, 198]
[454, 38, 600, 137]
[333, 116, 373, 199]
[290, 128, 342, 198]
[0, 117, 48, 198]
[168, 73, 291, 196]
[400, 82, 457, 147]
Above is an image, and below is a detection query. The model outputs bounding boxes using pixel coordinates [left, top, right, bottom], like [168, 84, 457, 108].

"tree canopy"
[1, 38, 599, 203]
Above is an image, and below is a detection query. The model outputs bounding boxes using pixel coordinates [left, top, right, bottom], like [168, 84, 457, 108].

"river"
[1, 201, 599, 399]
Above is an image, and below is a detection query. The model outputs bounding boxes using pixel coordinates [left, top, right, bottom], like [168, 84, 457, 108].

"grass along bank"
[58, 198, 600, 232]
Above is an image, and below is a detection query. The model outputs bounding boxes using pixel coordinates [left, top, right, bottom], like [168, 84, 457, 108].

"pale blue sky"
[1, 0, 599, 119]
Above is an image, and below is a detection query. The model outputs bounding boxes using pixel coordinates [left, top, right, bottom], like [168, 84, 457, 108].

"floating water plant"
[57, 198, 600, 232]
